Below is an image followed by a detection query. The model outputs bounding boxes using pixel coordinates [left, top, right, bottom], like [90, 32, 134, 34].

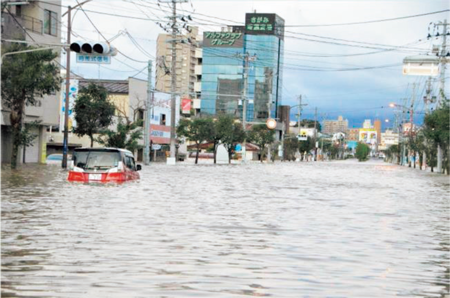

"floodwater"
[1, 159, 449, 297]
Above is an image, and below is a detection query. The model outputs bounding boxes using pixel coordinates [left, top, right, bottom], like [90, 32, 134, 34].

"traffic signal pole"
[144, 60, 152, 165]
[62, 6, 71, 169]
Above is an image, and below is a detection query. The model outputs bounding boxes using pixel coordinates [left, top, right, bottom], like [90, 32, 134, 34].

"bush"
[355, 143, 370, 162]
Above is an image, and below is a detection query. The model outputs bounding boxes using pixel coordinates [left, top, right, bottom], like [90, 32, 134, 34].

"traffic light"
[69, 41, 117, 56]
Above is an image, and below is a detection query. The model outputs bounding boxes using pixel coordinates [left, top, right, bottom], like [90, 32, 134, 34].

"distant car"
[46, 154, 72, 164]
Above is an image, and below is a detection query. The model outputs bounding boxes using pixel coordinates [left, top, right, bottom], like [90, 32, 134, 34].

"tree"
[96, 119, 143, 152]
[293, 119, 322, 132]
[96, 102, 144, 152]
[355, 142, 370, 162]
[177, 118, 214, 164]
[20, 121, 41, 163]
[283, 135, 299, 161]
[422, 100, 450, 174]
[1, 43, 61, 168]
[298, 136, 315, 160]
[248, 124, 275, 162]
[216, 115, 246, 164]
[73, 83, 116, 147]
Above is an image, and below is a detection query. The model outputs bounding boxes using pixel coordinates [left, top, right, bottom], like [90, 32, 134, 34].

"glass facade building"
[200, 14, 284, 122]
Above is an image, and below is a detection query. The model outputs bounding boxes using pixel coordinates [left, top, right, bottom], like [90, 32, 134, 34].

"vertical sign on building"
[59, 79, 79, 132]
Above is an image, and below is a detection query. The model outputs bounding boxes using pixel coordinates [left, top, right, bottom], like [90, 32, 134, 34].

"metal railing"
[22, 15, 43, 35]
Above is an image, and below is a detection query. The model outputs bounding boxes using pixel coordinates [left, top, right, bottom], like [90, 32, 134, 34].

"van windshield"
[73, 151, 121, 170]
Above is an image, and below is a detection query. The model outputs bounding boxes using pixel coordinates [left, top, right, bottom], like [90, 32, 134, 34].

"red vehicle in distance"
[68, 148, 141, 182]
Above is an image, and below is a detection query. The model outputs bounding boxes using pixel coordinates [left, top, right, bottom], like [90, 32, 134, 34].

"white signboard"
[152, 144, 162, 150]
[76, 54, 111, 64]
[59, 79, 79, 132]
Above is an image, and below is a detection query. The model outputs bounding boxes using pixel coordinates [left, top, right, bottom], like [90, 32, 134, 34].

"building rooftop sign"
[245, 13, 285, 40]
[203, 32, 244, 48]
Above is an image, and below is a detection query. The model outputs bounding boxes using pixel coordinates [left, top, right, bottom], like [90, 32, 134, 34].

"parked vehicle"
[68, 148, 141, 182]
[46, 154, 72, 165]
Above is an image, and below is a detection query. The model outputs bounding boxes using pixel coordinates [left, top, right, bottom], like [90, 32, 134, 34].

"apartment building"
[155, 27, 200, 105]
[323, 116, 349, 135]
[1, 0, 62, 164]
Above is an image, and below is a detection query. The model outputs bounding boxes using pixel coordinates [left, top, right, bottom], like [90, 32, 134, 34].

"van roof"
[74, 147, 133, 155]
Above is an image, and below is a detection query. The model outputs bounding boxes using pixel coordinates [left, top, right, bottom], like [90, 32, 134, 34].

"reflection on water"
[2, 160, 449, 297]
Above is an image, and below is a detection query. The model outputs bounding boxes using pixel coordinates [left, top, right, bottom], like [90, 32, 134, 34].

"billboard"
[59, 79, 79, 132]
[359, 128, 377, 144]
[245, 13, 285, 40]
[203, 31, 244, 48]
[182, 98, 191, 114]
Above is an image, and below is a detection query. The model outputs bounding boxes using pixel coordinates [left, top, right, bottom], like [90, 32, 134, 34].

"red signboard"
[182, 98, 191, 114]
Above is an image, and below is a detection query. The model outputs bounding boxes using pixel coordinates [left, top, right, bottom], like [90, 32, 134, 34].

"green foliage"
[248, 124, 275, 162]
[96, 118, 143, 152]
[216, 115, 246, 163]
[1, 43, 61, 168]
[298, 136, 315, 154]
[73, 83, 116, 147]
[177, 117, 215, 164]
[355, 142, 370, 162]
[283, 135, 299, 161]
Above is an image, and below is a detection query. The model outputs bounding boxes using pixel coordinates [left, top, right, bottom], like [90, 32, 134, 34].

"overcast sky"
[60, 0, 450, 128]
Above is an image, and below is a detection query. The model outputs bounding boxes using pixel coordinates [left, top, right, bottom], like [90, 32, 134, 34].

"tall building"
[374, 119, 381, 145]
[363, 119, 373, 129]
[323, 116, 349, 134]
[1, 0, 62, 164]
[155, 27, 200, 101]
[200, 13, 285, 122]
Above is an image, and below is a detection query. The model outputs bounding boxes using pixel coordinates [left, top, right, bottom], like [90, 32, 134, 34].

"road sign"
[152, 144, 162, 150]
[76, 53, 111, 64]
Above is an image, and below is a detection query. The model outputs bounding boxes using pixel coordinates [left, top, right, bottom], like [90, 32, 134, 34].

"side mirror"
[136, 164, 142, 171]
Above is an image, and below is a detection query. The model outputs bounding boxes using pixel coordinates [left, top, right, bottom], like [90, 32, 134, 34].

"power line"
[284, 9, 450, 27]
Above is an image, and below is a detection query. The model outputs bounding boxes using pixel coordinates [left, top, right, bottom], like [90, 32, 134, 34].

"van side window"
[125, 156, 136, 170]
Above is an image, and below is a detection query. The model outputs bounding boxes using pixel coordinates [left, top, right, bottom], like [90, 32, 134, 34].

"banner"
[59, 79, 79, 132]
[182, 98, 191, 114]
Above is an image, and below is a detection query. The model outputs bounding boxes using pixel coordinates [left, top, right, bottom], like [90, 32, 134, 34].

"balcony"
[195, 48, 202, 59]
[22, 15, 43, 35]
[194, 82, 201, 92]
[195, 65, 202, 75]
[193, 99, 201, 109]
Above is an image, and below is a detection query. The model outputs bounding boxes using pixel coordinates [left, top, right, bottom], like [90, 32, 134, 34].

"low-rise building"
[347, 128, 360, 141]
[379, 130, 399, 151]
[48, 77, 179, 162]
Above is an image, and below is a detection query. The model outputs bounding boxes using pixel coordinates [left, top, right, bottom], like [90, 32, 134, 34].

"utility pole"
[168, 0, 178, 165]
[240, 52, 256, 163]
[62, 6, 71, 169]
[399, 98, 408, 165]
[313, 107, 317, 161]
[61, 0, 92, 168]
[297, 95, 302, 135]
[436, 19, 447, 173]
[144, 60, 152, 165]
[409, 83, 416, 167]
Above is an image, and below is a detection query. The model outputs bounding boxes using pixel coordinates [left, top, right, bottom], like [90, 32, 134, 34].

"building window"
[160, 114, 166, 125]
[137, 109, 144, 127]
[44, 9, 57, 36]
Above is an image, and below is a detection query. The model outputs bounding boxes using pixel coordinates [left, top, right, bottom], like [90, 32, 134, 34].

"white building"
[379, 130, 399, 151]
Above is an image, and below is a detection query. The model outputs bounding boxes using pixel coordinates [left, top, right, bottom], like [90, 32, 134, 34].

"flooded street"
[2, 160, 449, 297]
